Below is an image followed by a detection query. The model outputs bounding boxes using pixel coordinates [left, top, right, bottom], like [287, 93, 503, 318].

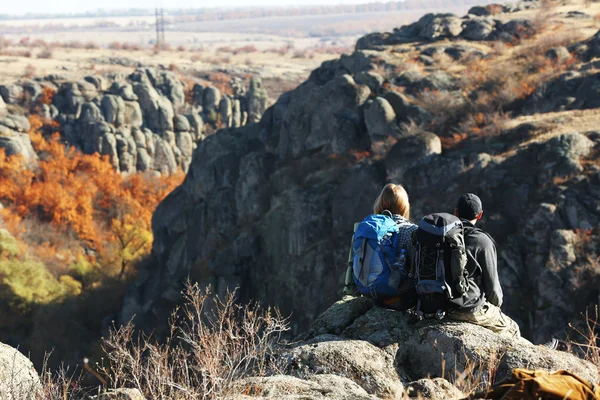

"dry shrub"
[204, 71, 234, 95]
[38, 354, 89, 399]
[37, 48, 53, 59]
[0, 49, 32, 58]
[311, 44, 353, 55]
[292, 49, 309, 59]
[264, 45, 292, 56]
[0, 36, 13, 49]
[24, 64, 36, 78]
[568, 305, 600, 376]
[101, 283, 289, 399]
[449, 347, 505, 395]
[39, 86, 56, 105]
[416, 89, 467, 133]
[217, 45, 234, 53]
[232, 44, 258, 55]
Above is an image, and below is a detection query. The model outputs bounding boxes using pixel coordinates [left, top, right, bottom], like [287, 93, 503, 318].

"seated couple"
[344, 183, 521, 339]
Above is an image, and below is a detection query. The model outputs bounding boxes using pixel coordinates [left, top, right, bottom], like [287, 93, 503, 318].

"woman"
[343, 183, 418, 310]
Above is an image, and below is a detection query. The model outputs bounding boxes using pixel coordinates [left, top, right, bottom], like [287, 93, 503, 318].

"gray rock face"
[174, 114, 191, 132]
[226, 299, 597, 399]
[247, 78, 269, 124]
[101, 95, 125, 126]
[229, 375, 372, 399]
[203, 86, 221, 114]
[418, 14, 463, 40]
[133, 81, 174, 133]
[0, 84, 23, 104]
[0, 128, 38, 167]
[285, 339, 404, 398]
[123, 101, 143, 127]
[546, 46, 571, 62]
[310, 299, 599, 384]
[364, 97, 398, 141]
[219, 97, 233, 127]
[123, 32, 600, 347]
[154, 138, 178, 175]
[0, 114, 30, 133]
[0, 342, 41, 399]
[406, 378, 463, 399]
[462, 17, 497, 41]
[192, 84, 204, 107]
[386, 132, 442, 181]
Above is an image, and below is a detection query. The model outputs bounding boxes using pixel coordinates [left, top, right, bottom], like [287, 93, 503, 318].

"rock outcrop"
[356, 8, 538, 51]
[122, 17, 600, 345]
[1, 69, 272, 175]
[0, 342, 41, 399]
[225, 298, 599, 399]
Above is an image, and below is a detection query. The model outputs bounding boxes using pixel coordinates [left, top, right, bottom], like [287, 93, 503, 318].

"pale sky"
[4, 0, 381, 16]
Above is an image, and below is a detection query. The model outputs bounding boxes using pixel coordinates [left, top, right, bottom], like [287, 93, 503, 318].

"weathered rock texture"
[0, 342, 41, 400]
[0, 70, 271, 175]
[225, 298, 598, 399]
[122, 26, 600, 346]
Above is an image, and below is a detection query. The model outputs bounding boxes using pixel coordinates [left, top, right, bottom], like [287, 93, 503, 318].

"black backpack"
[413, 213, 468, 319]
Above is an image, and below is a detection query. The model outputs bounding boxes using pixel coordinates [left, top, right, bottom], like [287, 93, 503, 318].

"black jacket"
[458, 220, 503, 312]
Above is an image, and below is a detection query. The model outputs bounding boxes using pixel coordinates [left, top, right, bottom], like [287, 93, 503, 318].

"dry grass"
[568, 305, 600, 378]
[445, 347, 506, 395]
[98, 282, 289, 399]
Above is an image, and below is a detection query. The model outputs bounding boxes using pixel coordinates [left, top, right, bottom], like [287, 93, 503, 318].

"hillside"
[123, 0, 600, 345]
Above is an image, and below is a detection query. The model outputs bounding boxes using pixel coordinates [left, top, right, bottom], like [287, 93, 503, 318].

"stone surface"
[405, 378, 463, 399]
[96, 388, 146, 400]
[228, 375, 372, 399]
[0, 342, 41, 399]
[284, 338, 404, 398]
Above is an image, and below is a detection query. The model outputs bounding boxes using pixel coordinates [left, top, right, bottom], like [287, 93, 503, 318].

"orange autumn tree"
[0, 118, 184, 281]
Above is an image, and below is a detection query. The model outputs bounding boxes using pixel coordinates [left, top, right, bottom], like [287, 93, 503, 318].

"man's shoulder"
[464, 226, 496, 249]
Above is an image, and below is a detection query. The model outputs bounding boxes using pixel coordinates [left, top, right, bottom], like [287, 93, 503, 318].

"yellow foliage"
[0, 116, 184, 282]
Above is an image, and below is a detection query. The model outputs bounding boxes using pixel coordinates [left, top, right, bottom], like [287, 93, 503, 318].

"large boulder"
[247, 78, 269, 124]
[417, 14, 463, 40]
[0, 84, 23, 105]
[0, 114, 31, 133]
[0, 129, 38, 167]
[405, 378, 463, 399]
[101, 95, 125, 126]
[308, 299, 599, 384]
[364, 97, 399, 141]
[284, 338, 404, 398]
[461, 17, 497, 41]
[203, 87, 222, 114]
[385, 132, 442, 181]
[0, 342, 41, 399]
[133, 81, 174, 133]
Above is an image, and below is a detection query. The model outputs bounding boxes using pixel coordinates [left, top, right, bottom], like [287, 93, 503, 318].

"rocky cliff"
[122, 0, 600, 344]
[0, 70, 270, 175]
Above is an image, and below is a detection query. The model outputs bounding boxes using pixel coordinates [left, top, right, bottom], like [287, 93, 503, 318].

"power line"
[155, 7, 165, 45]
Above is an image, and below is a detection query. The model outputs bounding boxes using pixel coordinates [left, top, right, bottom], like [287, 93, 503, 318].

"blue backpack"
[352, 214, 409, 298]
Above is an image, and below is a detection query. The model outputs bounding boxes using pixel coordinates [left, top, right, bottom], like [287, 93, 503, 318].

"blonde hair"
[373, 184, 411, 219]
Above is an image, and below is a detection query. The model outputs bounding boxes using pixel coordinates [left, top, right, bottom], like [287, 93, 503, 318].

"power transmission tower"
[155, 7, 165, 45]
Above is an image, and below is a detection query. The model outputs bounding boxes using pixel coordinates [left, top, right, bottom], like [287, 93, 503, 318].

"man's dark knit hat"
[456, 193, 483, 220]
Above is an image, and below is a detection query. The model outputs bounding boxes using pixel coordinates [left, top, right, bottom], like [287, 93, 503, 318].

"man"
[448, 193, 522, 339]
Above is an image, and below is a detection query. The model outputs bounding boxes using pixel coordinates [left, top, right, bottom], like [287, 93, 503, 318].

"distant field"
[0, 3, 492, 47]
